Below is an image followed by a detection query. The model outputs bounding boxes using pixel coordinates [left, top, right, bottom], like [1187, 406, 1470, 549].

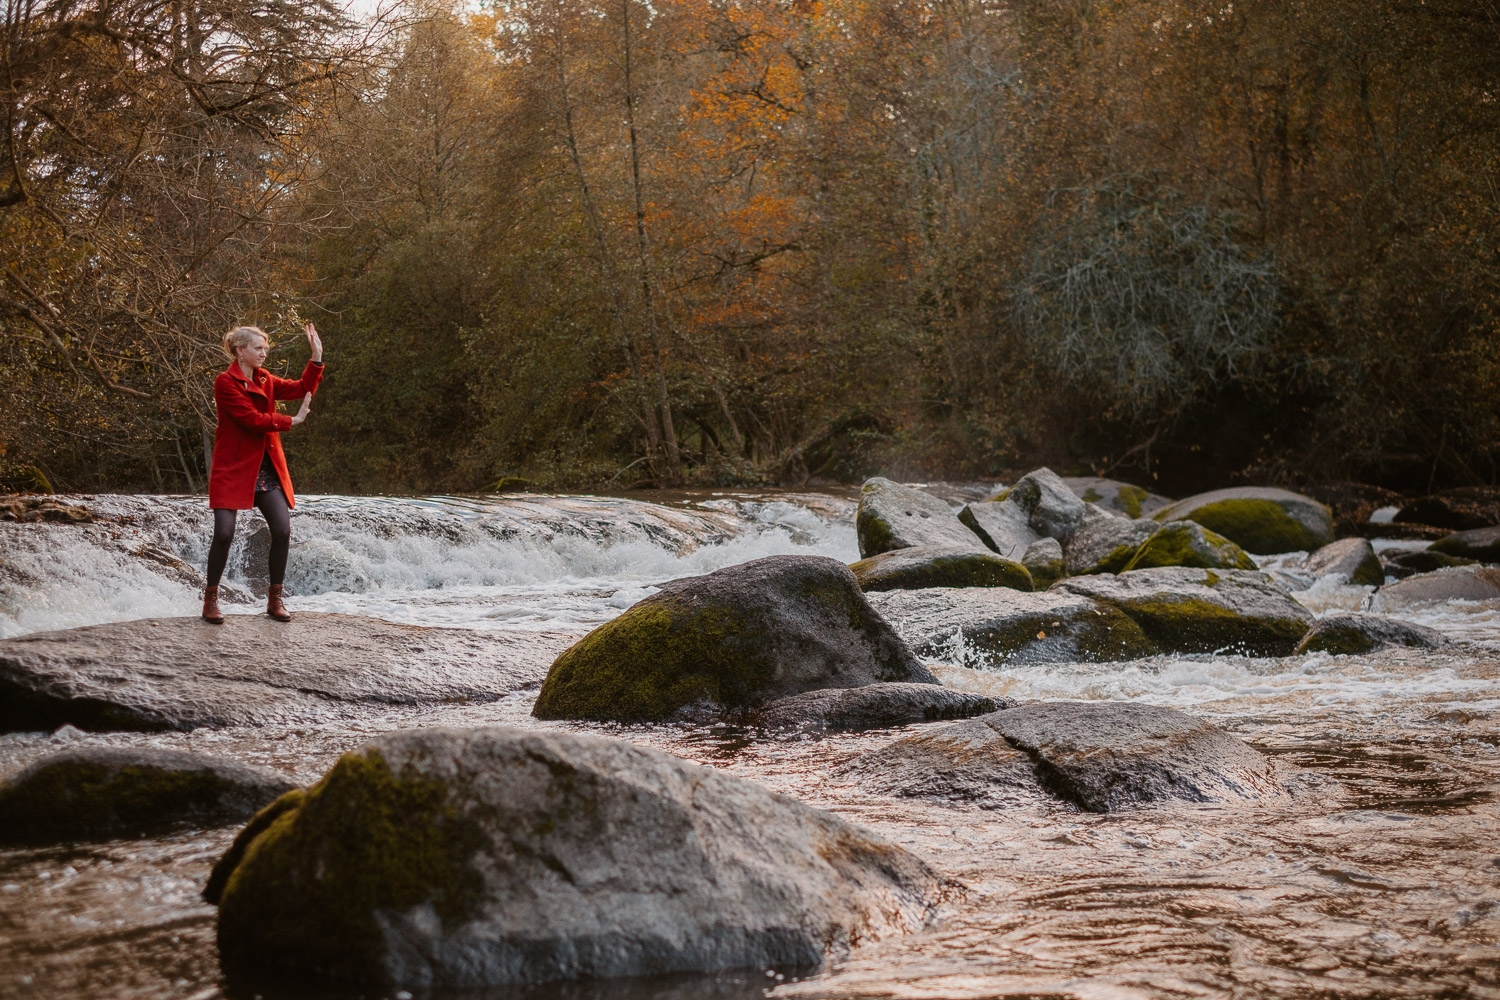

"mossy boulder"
[532, 555, 934, 722]
[855, 478, 984, 557]
[1063, 478, 1174, 519]
[1152, 487, 1334, 554]
[1053, 568, 1314, 656]
[866, 588, 1158, 668]
[1293, 614, 1448, 656]
[1371, 565, 1500, 611]
[1063, 505, 1159, 575]
[1124, 521, 1257, 572]
[851, 545, 1032, 592]
[836, 702, 1292, 812]
[0, 747, 295, 843]
[212, 727, 952, 989]
[752, 682, 1004, 733]
[1304, 538, 1385, 586]
[1022, 538, 1065, 590]
[1429, 526, 1500, 564]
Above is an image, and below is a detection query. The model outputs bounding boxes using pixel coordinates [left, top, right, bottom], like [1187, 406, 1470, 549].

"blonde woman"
[202, 323, 324, 623]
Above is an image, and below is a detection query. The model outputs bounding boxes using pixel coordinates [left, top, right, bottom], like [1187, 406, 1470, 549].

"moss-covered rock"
[1022, 538, 1065, 590]
[1429, 526, 1500, 564]
[1063, 478, 1174, 519]
[213, 727, 952, 988]
[855, 477, 984, 557]
[1293, 614, 1448, 656]
[1385, 550, 1478, 577]
[1304, 538, 1384, 586]
[1152, 487, 1334, 554]
[532, 555, 933, 722]
[1054, 567, 1313, 656]
[851, 545, 1032, 592]
[1063, 505, 1159, 576]
[1124, 521, 1256, 572]
[0, 747, 295, 843]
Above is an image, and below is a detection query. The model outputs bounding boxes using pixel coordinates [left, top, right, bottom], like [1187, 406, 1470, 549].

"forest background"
[2, 0, 1497, 497]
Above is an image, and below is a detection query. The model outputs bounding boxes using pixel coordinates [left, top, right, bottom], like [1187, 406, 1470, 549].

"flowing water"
[2, 490, 1499, 1000]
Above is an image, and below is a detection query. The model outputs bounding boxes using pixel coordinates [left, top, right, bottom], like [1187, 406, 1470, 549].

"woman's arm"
[216, 376, 293, 434]
[271, 323, 326, 400]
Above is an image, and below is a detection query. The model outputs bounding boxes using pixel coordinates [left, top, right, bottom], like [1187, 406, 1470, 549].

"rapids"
[2, 490, 1498, 1000]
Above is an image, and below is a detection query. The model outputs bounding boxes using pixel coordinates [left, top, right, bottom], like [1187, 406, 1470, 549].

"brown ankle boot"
[202, 586, 224, 624]
[266, 584, 291, 622]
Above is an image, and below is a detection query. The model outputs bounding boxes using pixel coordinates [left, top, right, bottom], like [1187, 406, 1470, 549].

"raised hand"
[290, 394, 313, 426]
[305, 321, 324, 363]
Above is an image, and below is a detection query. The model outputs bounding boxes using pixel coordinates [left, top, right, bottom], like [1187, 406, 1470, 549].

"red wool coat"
[208, 361, 324, 510]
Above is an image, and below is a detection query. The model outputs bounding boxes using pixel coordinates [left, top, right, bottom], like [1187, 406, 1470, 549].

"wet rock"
[532, 556, 934, 722]
[1053, 568, 1313, 656]
[0, 497, 101, 524]
[1384, 550, 1478, 577]
[1062, 477, 1174, 519]
[958, 498, 1039, 561]
[851, 545, 1031, 593]
[1022, 538, 1065, 590]
[1152, 487, 1334, 554]
[1371, 565, 1500, 610]
[212, 727, 953, 988]
[996, 468, 1088, 542]
[1429, 526, 1500, 565]
[1063, 505, 1159, 576]
[836, 702, 1288, 812]
[867, 588, 1157, 668]
[0, 746, 296, 843]
[1294, 615, 1448, 656]
[752, 683, 1005, 733]
[855, 478, 982, 557]
[1395, 489, 1500, 532]
[0, 614, 574, 733]
[1301, 482, 1405, 539]
[1124, 521, 1257, 572]
[1304, 538, 1384, 586]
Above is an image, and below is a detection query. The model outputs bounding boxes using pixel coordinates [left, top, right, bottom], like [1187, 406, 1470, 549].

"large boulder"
[958, 499, 1039, 561]
[532, 556, 934, 722]
[850, 546, 1031, 592]
[835, 702, 1290, 812]
[752, 683, 1004, 733]
[855, 478, 982, 557]
[0, 746, 296, 843]
[1062, 477, 1174, 519]
[1022, 538, 1065, 590]
[1429, 526, 1500, 564]
[1371, 565, 1500, 610]
[866, 588, 1157, 668]
[0, 614, 573, 734]
[1304, 538, 1384, 586]
[1053, 568, 1314, 656]
[1152, 487, 1334, 554]
[1123, 521, 1256, 572]
[1063, 505, 1159, 576]
[997, 468, 1088, 542]
[1293, 614, 1448, 656]
[211, 727, 952, 988]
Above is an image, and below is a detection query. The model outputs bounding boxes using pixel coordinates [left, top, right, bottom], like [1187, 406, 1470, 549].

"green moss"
[1024, 556, 1065, 590]
[1116, 485, 1148, 520]
[216, 749, 487, 984]
[1294, 625, 1376, 656]
[1081, 487, 1102, 504]
[1085, 542, 1147, 575]
[1430, 536, 1500, 563]
[1106, 596, 1308, 656]
[1125, 523, 1255, 572]
[1167, 498, 1329, 554]
[917, 606, 1156, 666]
[852, 552, 1032, 592]
[855, 506, 898, 557]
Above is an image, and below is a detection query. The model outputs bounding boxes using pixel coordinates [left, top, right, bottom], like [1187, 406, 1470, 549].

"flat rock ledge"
[211, 727, 955, 989]
[0, 613, 577, 733]
[750, 683, 1005, 733]
[0, 746, 296, 843]
[835, 702, 1294, 812]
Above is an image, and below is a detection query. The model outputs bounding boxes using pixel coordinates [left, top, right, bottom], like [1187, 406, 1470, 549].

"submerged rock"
[212, 727, 953, 988]
[1062, 477, 1173, 519]
[0, 614, 573, 734]
[867, 588, 1156, 667]
[1022, 538, 1066, 590]
[1152, 487, 1334, 554]
[1063, 505, 1159, 576]
[1124, 521, 1257, 572]
[851, 545, 1031, 592]
[1371, 565, 1500, 610]
[532, 556, 934, 722]
[836, 702, 1289, 812]
[855, 478, 982, 557]
[1053, 568, 1313, 656]
[1294, 615, 1449, 656]
[1304, 538, 1385, 586]
[0, 746, 296, 843]
[1429, 526, 1500, 565]
[752, 683, 1004, 733]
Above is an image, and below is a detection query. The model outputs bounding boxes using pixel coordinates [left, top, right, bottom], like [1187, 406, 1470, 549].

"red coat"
[208, 361, 324, 510]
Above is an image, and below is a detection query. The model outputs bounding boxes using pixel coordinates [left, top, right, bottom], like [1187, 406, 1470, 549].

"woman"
[203, 322, 325, 623]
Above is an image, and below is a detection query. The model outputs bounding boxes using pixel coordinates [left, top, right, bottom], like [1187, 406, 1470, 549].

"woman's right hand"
[290, 395, 312, 426]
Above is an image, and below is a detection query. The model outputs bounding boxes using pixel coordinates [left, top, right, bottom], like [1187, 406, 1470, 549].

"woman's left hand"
[305, 322, 324, 363]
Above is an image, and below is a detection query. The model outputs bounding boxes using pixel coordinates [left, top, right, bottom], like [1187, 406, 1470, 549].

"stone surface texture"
[1062, 478, 1174, 519]
[1304, 538, 1385, 586]
[1429, 526, 1500, 564]
[1294, 614, 1449, 656]
[1063, 506, 1160, 576]
[1022, 538, 1066, 590]
[1152, 487, 1334, 554]
[1124, 521, 1257, 572]
[855, 478, 982, 558]
[850, 546, 1031, 593]
[1371, 566, 1500, 610]
[752, 683, 1004, 732]
[958, 500, 1041, 561]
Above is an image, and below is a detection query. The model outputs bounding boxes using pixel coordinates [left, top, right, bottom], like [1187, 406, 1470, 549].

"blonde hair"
[221, 325, 269, 361]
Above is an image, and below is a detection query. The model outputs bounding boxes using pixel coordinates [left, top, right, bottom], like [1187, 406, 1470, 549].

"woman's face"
[236, 334, 269, 370]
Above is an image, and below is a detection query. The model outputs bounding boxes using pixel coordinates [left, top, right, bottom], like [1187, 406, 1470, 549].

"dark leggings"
[207, 489, 291, 588]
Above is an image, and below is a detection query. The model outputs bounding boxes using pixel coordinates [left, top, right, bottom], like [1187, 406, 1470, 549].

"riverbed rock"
[212, 727, 953, 988]
[851, 546, 1031, 592]
[1371, 565, 1500, 610]
[1062, 477, 1174, 519]
[1384, 549, 1478, 577]
[855, 478, 982, 557]
[0, 497, 101, 524]
[867, 588, 1157, 667]
[1022, 538, 1065, 590]
[835, 702, 1288, 812]
[1053, 568, 1314, 656]
[1304, 538, 1384, 586]
[532, 556, 934, 722]
[1063, 505, 1159, 575]
[1293, 614, 1449, 656]
[0, 746, 296, 843]
[0, 614, 574, 734]
[1124, 521, 1257, 572]
[958, 498, 1040, 561]
[1000, 468, 1088, 542]
[1152, 487, 1334, 554]
[1429, 526, 1500, 565]
[752, 683, 1005, 733]
[1395, 489, 1500, 532]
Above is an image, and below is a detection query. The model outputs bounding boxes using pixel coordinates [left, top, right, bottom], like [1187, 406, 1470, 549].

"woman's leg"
[206, 508, 238, 587]
[254, 488, 292, 586]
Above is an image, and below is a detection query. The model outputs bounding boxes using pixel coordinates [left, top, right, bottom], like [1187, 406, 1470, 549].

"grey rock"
[1003, 467, 1088, 542]
[855, 478, 984, 557]
[867, 588, 1157, 668]
[1062, 477, 1174, 519]
[851, 545, 1031, 593]
[1053, 568, 1313, 656]
[1294, 614, 1449, 656]
[0, 746, 296, 842]
[1304, 538, 1384, 586]
[958, 499, 1040, 560]
[532, 556, 935, 722]
[1371, 565, 1500, 610]
[1384, 550, 1477, 578]
[752, 683, 1005, 733]
[1429, 525, 1500, 564]
[1063, 505, 1159, 575]
[1022, 538, 1065, 590]
[1152, 487, 1334, 554]
[1124, 521, 1257, 572]
[0, 614, 574, 734]
[213, 727, 953, 988]
[834, 716, 1047, 810]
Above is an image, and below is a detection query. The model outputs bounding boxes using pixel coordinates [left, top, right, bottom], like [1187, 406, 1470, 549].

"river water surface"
[1, 490, 1498, 1000]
